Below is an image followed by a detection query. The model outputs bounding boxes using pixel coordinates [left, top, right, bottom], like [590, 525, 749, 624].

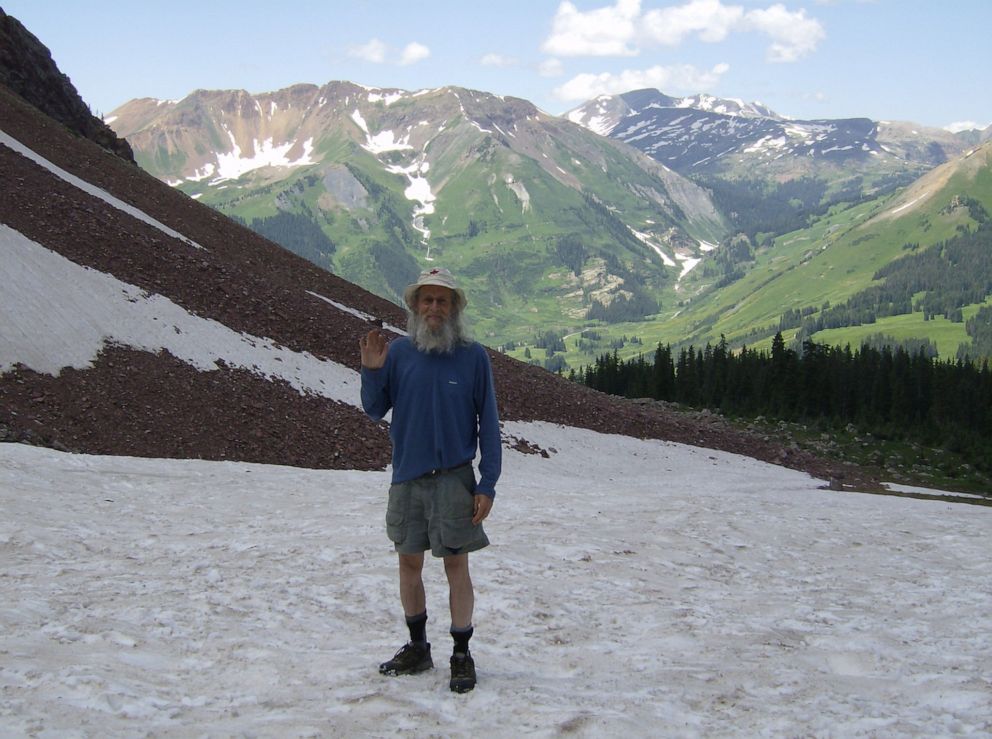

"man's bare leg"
[398, 552, 426, 616]
[443, 553, 474, 628]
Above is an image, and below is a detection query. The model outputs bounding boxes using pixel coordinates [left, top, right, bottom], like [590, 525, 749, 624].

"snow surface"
[2, 423, 991, 736]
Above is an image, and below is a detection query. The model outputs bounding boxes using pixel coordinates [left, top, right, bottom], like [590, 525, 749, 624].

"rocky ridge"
[0, 9, 134, 163]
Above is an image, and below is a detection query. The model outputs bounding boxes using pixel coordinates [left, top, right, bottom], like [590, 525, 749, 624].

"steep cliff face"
[0, 8, 134, 163]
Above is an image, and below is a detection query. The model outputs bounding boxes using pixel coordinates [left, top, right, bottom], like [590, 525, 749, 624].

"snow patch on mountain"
[1, 225, 358, 404]
[212, 130, 316, 181]
[351, 109, 414, 154]
[677, 253, 702, 280]
[350, 109, 368, 132]
[566, 98, 620, 136]
[744, 135, 788, 153]
[363, 130, 413, 154]
[614, 119, 653, 140]
[349, 109, 435, 247]
[367, 90, 405, 106]
[630, 228, 676, 267]
[680, 93, 776, 119]
[385, 159, 436, 246]
[306, 291, 406, 336]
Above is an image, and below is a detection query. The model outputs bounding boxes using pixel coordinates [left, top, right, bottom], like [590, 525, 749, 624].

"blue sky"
[4, 0, 989, 131]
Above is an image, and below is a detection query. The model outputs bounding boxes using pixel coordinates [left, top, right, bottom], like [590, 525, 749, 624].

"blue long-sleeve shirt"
[360, 337, 501, 497]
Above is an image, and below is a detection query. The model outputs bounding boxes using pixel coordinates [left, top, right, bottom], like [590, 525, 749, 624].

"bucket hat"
[403, 267, 467, 310]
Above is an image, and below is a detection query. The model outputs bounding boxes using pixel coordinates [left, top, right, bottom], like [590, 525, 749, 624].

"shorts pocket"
[440, 515, 479, 550]
[385, 485, 408, 544]
[437, 470, 481, 550]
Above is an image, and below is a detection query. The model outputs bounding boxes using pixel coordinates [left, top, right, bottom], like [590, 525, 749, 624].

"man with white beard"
[359, 267, 501, 693]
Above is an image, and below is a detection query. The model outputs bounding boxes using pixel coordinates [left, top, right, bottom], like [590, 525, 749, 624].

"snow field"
[2, 421, 990, 736]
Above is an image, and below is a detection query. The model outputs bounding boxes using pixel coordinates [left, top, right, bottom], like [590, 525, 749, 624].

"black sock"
[450, 625, 473, 656]
[406, 611, 428, 645]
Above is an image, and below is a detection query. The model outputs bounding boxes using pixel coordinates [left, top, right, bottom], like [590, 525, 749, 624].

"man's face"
[417, 285, 454, 330]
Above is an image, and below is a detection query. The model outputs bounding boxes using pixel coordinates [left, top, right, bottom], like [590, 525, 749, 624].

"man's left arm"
[473, 346, 502, 505]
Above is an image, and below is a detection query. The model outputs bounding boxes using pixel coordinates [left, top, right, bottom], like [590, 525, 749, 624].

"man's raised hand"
[359, 328, 390, 369]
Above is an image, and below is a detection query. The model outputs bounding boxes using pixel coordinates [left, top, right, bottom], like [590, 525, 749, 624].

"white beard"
[408, 312, 467, 354]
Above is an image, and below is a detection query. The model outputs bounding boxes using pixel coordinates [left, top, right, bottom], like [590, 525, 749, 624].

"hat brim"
[403, 282, 467, 310]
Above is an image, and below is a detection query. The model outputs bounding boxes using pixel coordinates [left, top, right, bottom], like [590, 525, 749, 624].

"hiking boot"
[379, 642, 433, 676]
[449, 652, 476, 693]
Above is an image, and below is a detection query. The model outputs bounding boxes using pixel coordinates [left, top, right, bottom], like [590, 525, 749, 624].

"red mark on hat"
[429, 269, 441, 275]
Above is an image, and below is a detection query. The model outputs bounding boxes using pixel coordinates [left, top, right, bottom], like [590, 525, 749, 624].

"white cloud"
[641, 0, 743, 45]
[399, 42, 431, 66]
[542, 0, 642, 57]
[538, 58, 566, 77]
[540, 0, 824, 62]
[347, 38, 387, 64]
[481, 53, 519, 67]
[740, 4, 825, 62]
[347, 39, 430, 66]
[552, 62, 730, 102]
[944, 121, 988, 134]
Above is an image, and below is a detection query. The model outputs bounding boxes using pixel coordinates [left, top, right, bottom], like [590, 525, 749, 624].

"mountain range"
[107, 83, 727, 346]
[565, 88, 981, 183]
[104, 76, 992, 369]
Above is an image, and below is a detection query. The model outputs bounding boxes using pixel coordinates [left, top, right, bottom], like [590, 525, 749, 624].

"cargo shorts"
[385, 463, 490, 557]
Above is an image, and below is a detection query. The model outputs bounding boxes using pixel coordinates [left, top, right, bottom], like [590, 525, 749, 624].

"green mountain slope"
[109, 82, 728, 343]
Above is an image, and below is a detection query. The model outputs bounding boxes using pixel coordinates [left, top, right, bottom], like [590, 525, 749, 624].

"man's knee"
[443, 553, 470, 579]
[399, 552, 425, 575]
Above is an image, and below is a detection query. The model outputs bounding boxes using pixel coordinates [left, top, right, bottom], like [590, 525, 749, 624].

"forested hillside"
[788, 198, 992, 359]
[577, 334, 992, 493]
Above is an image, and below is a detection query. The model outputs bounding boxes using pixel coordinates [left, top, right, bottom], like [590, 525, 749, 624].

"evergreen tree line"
[701, 176, 827, 242]
[587, 290, 660, 323]
[246, 211, 336, 268]
[533, 331, 566, 353]
[966, 305, 992, 358]
[575, 194, 649, 255]
[573, 333, 992, 474]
